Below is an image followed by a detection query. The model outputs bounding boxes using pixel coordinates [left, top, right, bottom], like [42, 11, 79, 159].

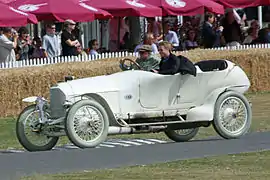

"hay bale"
[0, 49, 269, 118]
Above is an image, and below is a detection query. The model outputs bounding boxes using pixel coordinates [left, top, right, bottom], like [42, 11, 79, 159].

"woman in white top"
[243, 27, 258, 44]
[87, 39, 99, 56]
[134, 33, 158, 54]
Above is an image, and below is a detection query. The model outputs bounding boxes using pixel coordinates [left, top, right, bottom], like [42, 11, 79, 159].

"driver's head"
[138, 45, 152, 60]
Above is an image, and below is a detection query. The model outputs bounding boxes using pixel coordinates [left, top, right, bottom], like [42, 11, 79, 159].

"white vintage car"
[16, 58, 252, 151]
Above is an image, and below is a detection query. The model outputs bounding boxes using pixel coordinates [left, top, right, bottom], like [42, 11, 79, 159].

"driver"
[120, 45, 160, 71]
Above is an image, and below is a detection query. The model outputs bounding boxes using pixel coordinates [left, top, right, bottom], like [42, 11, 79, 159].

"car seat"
[194, 60, 228, 72]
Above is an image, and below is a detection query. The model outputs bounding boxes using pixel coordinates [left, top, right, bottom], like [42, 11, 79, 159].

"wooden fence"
[1, 43, 270, 69]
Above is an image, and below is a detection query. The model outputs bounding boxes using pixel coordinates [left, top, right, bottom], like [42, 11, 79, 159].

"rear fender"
[186, 87, 227, 121]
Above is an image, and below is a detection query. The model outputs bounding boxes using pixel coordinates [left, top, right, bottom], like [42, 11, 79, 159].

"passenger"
[152, 41, 181, 75]
[120, 44, 160, 71]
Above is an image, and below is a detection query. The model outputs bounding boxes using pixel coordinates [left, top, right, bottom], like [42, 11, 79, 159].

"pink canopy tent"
[0, 2, 38, 26]
[0, 0, 14, 3]
[8, 0, 113, 22]
[144, 0, 225, 16]
[214, 0, 270, 8]
[81, 0, 163, 17]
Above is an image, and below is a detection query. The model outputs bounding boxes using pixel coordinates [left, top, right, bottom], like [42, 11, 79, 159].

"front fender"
[22, 96, 47, 103]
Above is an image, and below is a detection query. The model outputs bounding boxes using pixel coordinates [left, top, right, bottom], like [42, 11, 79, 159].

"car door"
[138, 73, 174, 109]
[138, 72, 200, 109]
[172, 73, 200, 105]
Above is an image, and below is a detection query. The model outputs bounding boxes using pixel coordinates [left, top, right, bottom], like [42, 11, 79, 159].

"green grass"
[21, 150, 270, 180]
[1, 92, 270, 150]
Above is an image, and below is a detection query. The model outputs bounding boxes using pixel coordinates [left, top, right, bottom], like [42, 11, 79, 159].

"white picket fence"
[1, 43, 270, 69]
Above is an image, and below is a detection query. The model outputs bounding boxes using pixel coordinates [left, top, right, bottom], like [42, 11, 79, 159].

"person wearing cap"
[120, 44, 160, 71]
[61, 19, 80, 56]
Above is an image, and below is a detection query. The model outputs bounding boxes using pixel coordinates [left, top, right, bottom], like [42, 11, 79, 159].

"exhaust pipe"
[108, 126, 166, 135]
[108, 126, 135, 135]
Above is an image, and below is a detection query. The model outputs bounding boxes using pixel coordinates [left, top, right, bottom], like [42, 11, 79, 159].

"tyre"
[164, 128, 199, 142]
[212, 91, 252, 139]
[16, 104, 59, 152]
[65, 99, 109, 148]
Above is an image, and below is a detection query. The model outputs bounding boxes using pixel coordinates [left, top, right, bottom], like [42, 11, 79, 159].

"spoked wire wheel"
[73, 105, 104, 142]
[65, 99, 109, 148]
[16, 105, 59, 151]
[213, 91, 252, 139]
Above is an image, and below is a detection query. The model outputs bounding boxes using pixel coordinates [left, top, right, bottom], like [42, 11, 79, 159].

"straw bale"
[0, 49, 269, 117]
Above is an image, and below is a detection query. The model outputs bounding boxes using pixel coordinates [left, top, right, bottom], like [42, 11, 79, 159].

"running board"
[126, 120, 187, 127]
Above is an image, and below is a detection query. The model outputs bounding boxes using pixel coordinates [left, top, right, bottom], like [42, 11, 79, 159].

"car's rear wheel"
[212, 91, 252, 139]
[65, 99, 109, 148]
[164, 128, 199, 142]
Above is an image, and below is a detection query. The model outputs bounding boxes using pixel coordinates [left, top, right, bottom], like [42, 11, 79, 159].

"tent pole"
[258, 6, 262, 28]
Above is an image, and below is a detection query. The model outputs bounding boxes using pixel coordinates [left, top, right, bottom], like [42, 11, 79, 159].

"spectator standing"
[201, 12, 223, 48]
[42, 23, 60, 58]
[147, 17, 163, 41]
[31, 37, 48, 58]
[184, 29, 199, 50]
[0, 27, 18, 63]
[61, 19, 80, 56]
[243, 27, 258, 44]
[17, 27, 31, 60]
[251, 28, 270, 44]
[221, 9, 243, 47]
[163, 23, 179, 50]
[72, 22, 83, 45]
[109, 17, 129, 52]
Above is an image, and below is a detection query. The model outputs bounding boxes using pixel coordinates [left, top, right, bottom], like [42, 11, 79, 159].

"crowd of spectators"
[0, 19, 99, 63]
[140, 9, 270, 53]
[0, 8, 270, 63]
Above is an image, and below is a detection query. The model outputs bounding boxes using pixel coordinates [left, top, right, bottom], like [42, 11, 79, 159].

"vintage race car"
[16, 58, 252, 151]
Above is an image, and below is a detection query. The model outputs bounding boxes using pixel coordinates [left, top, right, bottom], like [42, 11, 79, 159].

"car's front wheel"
[65, 99, 109, 148]
[16, 104, 59, 151]
[212, 91, 252, 139]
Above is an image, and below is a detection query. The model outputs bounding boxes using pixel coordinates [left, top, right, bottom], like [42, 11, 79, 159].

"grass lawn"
[21, 150, 270, 180]
[0, 92, 270, 150]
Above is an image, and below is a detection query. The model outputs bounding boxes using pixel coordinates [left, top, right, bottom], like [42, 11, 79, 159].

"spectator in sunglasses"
[42, 23, 60, 58]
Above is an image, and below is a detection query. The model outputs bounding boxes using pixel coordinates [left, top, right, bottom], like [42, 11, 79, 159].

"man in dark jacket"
[153, 41, 196, 76]
[153, 41, 180, 75]
[201, 12, 223, 48]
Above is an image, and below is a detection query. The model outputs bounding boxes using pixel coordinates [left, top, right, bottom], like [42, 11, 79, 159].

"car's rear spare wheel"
[16, 105, 59, 152]
[164, 127, 199, 142]
[212, 91, 252, 139]
[65, 99, 109, 148]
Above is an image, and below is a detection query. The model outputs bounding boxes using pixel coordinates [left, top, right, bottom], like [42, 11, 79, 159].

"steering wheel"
[119, 58, 142, 70]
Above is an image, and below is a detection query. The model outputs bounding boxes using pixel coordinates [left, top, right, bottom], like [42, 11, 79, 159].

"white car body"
[47, 60, 249, 122]
[18, 59, 252, 151]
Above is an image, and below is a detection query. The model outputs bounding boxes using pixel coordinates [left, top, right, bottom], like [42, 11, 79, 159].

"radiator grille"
[49, 87, 66, 119]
